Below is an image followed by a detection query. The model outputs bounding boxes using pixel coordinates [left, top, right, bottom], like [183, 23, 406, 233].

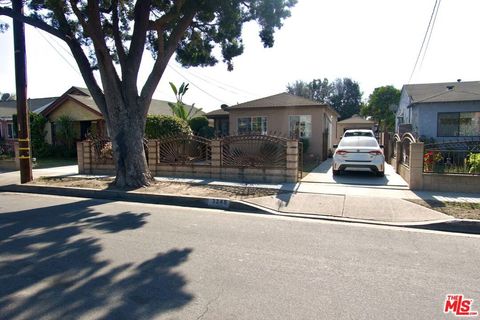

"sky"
[1, 0, 480, 113]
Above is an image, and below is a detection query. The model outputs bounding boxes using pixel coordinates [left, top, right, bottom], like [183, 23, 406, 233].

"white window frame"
[288, 115, 312, 138]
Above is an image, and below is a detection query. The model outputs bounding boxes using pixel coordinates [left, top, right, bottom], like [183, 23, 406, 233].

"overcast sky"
[1, 0, 479, 112]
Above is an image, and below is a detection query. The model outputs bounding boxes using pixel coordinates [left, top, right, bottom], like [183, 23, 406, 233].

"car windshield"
[343, 131, 374, 137]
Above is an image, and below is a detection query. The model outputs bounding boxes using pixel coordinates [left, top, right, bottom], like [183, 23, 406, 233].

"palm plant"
[168, 82, 202, 121]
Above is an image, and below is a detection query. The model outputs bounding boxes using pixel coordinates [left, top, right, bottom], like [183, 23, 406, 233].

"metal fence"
[399, 133, 417, 167]
[0, 142, 15, 158]
[423, 140, 480, 175]
[158, 135, 211, 165]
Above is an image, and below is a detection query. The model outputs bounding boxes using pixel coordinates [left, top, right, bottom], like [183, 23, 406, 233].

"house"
[207, 93, 339, 159]
[0, 97, 57, 144]
[335, 114, 375, 143]
[395, 81, 480, 141]
[2, 86, 202, 146]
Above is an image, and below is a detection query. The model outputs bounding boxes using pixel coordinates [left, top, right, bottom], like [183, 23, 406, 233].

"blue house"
[395, 81, 480, 141]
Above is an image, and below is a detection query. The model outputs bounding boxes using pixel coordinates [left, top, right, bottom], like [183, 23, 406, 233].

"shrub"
[145, 115, 191, 139]
[30, 113, 51, 158]
[188, 116, 209, 133]
[468, 153, 480, 174]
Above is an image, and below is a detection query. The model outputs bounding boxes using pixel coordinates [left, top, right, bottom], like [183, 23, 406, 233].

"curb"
[1, 184, 479, 235]
[0, 184, 269, 215]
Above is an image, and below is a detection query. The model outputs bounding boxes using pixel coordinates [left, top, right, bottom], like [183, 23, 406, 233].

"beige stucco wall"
[229, 106, 336, 157]
[48, 100, 102, 122]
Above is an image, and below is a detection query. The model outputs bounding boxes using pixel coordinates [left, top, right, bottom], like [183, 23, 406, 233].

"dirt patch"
[31, 177, 281, 200]
[408, 199, 480, 220]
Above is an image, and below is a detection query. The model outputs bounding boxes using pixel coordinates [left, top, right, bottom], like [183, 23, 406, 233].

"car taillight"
[369, 150, 382, 155]
[336, 150, 349, 155]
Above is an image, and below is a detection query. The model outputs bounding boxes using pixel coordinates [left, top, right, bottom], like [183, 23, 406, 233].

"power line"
[420, 0, 442, 69]
[167, 64, 226, 105]
[34, 28, 82, 77]
[408, 0, 440, 83]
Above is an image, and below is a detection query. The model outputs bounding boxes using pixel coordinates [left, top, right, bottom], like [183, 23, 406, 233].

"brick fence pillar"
[83, 140, 92, 174]
[409, 142, 424, 190]
[147, 140, 158, 175]
[286, 140, 299, 182]
[211, 139, 221, 179]
[77, 141, 84, 174]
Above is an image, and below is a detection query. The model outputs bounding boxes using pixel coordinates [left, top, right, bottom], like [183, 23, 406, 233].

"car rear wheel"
[376, 171, 384, 177]
[333, 169, 340, 176]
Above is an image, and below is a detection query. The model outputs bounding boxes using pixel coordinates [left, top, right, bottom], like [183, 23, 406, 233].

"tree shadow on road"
[0, 199, 193, 319]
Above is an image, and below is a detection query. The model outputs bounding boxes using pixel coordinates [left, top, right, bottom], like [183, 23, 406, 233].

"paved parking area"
[302, 158, 409, 188]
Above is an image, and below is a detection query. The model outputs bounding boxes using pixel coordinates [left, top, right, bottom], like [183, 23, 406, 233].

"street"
[0, 192, 479, 319]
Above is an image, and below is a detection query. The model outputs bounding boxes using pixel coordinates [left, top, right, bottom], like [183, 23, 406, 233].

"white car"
[332, 135, 385, 176]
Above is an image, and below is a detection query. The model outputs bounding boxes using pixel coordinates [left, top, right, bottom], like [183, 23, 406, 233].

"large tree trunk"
[108, 102, 152, 188]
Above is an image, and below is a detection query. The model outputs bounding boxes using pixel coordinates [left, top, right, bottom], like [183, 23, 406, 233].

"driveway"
[302, 158, 409, 188]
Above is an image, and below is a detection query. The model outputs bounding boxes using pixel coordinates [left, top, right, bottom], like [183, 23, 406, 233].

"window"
[237, 116, 267, 134]
[7, 123, 16, 139]
[438, 112, 480, 137]
[289, 115, 312, 138]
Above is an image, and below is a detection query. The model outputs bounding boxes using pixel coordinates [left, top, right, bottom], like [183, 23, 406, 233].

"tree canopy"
[287, 78, 362, 119]
[0, 0, 297, 187]
[360, 85, 400, 132]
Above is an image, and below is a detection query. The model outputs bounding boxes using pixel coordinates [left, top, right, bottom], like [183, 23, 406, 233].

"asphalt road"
[0, 192, 479, 320]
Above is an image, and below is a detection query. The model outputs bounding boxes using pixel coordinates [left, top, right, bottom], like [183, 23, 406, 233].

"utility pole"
[13, 0, 33, 183]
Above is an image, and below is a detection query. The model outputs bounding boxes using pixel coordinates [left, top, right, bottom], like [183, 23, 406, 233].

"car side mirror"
[333, 144, 338, 149]
[380, 145, 384, 148]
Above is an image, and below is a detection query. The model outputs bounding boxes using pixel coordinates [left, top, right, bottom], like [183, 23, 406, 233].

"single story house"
[0, 97, 57, 145]
[207, 93, 339, 160]
[1, 86, 202, 146]
[335, 114, 375, 144]
[395, 81, 480, 141]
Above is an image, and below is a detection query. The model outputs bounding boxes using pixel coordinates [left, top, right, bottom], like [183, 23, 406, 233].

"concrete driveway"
[302, 158, 409, 188]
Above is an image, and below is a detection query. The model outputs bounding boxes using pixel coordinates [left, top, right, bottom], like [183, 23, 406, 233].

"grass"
[33, 157, 77, 169]
[408, 199, 480, 220]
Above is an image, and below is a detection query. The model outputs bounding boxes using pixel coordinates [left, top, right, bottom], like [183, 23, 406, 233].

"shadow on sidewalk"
[0, 199, 193, 319]
[410, 220, 480, 235]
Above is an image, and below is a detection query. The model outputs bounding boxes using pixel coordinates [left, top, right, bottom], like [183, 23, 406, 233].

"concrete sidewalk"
[1, 165, 478, 225]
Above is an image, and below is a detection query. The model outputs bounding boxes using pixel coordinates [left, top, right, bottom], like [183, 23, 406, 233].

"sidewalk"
[1, 165, 479, 226]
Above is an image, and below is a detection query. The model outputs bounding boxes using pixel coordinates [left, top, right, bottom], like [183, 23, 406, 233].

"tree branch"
[0, 6, 69, 41]
[112, 0, 126, 67]
[141, 8, 196, 104]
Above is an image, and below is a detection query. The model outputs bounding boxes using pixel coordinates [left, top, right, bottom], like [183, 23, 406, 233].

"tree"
[0, 0, 296, 187]
[168, 82, 202, 121]
[286, 77, 362, 119]
[361, 85, 400, 132]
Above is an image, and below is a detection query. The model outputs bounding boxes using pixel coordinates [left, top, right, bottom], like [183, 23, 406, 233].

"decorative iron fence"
[423, 140, 480, 175]
[399, 133, 416, 167]
[221, 134, 288, 168]
[90, 137, 114, 163]
[157, 134, 211, 165]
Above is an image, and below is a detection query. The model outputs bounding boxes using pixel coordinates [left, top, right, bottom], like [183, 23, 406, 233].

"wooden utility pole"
[13, 0, 32, 183]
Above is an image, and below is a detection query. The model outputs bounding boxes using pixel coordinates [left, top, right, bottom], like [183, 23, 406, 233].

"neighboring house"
[395, 81, 480, 141]
[207, 92, 339, 159]
[1, 86, 202, 146]
[335, 114, 375, 143]
[0, 97, 57, 145]
[206, 106, 229, 136]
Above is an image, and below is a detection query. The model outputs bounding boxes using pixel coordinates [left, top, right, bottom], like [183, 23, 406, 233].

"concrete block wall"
[77, 138, 300, 183]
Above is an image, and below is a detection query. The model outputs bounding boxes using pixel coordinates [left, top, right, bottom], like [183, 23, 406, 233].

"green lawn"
[33, 157, 77, 169]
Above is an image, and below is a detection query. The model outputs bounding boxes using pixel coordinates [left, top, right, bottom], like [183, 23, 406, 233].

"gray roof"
[0, 97, 57, 118]
[228, 92, 329, 109]
[338, 114, 375, 124]
[206, 108, 229, 117]
[404, 81, 480, 104]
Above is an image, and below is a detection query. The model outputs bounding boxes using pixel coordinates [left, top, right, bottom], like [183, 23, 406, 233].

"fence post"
[409, 142, 424, 190]
[147, 140, 157, 175]
[394, 141, 401, 172]
[211, 139, 221, 179]
[14, 141, 20, 170]
[286, 140, 299, 182]
[77, 141, 84, 174]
